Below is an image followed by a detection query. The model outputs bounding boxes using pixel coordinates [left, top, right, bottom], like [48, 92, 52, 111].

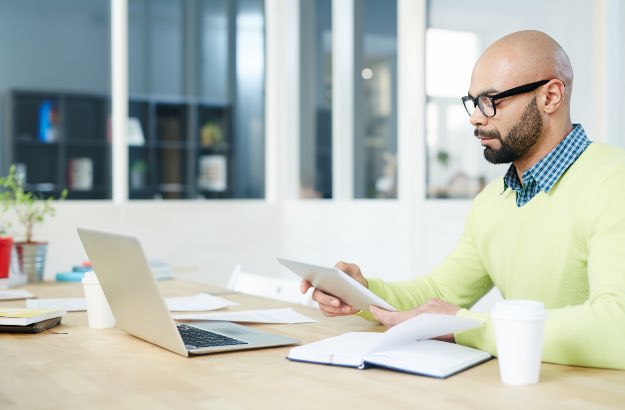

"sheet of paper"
[0, 289, 35, 301]
[172, 308, 317, 324]
[369, 313, 483, 353]
[165, 293, 239, 312]
[26, 298, 87, 312]
[0, 307, 65, 318]
[25, 293, 238, 313]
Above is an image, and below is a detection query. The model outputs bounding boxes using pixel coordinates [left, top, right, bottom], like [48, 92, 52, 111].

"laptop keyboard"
[177, 324, 248, 349]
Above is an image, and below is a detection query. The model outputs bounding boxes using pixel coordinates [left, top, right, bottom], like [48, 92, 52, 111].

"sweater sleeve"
[458, 170, 625, 369]
[358, 200, 494, 321]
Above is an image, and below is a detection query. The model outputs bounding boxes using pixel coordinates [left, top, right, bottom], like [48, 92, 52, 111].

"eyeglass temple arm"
[492, 80, 551, 100]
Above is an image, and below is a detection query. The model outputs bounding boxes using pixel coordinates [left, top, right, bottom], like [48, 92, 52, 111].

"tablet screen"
[277, 257, 396, 312]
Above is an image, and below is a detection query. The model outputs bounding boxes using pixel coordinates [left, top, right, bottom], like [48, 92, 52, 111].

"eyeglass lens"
[463, 96, 495, 117]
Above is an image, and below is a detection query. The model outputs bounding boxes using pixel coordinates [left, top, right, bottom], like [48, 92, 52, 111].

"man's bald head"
[472, 30, 573, 101]
[468, 31, 575, 171]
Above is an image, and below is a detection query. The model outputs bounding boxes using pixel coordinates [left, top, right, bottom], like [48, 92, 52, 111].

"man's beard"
[475, 97, 543, 164]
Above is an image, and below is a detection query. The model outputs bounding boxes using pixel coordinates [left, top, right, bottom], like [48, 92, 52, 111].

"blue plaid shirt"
[503, 124, 591, 207]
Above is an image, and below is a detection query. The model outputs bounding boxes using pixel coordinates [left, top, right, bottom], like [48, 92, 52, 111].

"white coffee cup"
[82, 271, 115, 329]
[492, 300, 546, 385]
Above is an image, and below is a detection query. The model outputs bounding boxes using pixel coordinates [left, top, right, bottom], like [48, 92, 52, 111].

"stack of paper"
[0, 307, 66, 326]
[0, 290, 35, 301]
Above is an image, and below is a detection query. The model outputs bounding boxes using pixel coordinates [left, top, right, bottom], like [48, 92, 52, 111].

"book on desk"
[287, 313, 492, 379]
[0, 307, 66, 333]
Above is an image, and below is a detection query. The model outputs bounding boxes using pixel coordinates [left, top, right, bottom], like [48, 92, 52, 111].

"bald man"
[302, 31, 625, 369]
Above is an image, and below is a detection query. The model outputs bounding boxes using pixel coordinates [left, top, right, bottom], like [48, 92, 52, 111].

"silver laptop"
[77, 227, 298, 357]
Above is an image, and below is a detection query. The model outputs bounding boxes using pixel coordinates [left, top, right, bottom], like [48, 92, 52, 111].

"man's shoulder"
[562, 143, 625, 203]
[572, 142, 625, 181]
[580, 142, 625, 166]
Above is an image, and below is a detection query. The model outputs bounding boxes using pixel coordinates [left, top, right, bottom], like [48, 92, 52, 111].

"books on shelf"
[287, 313, 492, 379]
[157, 117, 182, 141]
[38, 100, 60, 143]
[159, 146, 183, 199]
[149, 259, 173, 281]
[68, 157, 94, 191]
[197, 155, 227, 192]
[0, 307, 66, 326]
[127, 117, 145, 146]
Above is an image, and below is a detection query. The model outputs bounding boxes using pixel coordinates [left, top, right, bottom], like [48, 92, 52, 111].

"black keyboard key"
[177, 324, 248, 348]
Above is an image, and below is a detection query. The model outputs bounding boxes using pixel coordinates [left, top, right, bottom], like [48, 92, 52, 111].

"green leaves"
[0, 165, 66, 242]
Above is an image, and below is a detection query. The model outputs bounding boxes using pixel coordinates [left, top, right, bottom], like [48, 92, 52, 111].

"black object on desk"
[0, 317, 63, 333]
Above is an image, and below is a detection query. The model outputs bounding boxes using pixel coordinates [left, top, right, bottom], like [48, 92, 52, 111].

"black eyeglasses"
[461, 79, 553, 117]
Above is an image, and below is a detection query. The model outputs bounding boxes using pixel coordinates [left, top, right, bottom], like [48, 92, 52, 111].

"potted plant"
[0, 164, 67, 282]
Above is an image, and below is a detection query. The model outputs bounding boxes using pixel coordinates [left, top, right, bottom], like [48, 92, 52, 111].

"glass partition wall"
[354, 0, 397, 199]
[300, 0, 398, 200]
[127, 0, 266, 200]
[1, 0, 265, 201]
[3, 0, 600, 203]
[1, 0, 112, 200]
[299, 0, 333, 199]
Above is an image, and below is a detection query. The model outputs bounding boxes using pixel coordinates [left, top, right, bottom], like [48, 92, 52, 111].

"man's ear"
[543, 80, 565, 114]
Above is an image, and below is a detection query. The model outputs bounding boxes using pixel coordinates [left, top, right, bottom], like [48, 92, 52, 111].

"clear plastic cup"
[492, 300, 546, 385]
[82, 271, 115, 329]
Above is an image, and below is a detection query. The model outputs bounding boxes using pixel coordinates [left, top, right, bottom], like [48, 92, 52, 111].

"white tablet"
[277, 257, 396, 312]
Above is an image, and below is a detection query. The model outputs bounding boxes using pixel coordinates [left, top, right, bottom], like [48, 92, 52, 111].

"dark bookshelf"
[9, 90, 233, 200]
[126, 98, 232, 200]
[9, 90, 111, 200]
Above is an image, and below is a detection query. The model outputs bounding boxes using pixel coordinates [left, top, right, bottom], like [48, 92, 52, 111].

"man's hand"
[300, 261, 368, 317]
[370, 298, 461, 342]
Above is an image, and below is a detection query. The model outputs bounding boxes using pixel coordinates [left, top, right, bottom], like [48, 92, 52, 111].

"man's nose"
[469, 107, 488, 127]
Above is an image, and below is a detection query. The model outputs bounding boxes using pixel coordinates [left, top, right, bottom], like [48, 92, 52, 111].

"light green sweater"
[363, 143, 625, 369]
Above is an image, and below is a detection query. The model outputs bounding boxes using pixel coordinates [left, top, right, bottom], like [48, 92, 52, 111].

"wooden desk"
[1, 280, 624, 409]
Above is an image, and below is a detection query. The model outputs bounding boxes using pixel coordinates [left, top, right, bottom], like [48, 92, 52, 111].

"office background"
[1, 0, 623, 292]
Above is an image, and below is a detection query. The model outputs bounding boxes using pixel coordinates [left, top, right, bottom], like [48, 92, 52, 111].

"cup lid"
[81, 270, 99, 284]
[492, 300, 546, 320]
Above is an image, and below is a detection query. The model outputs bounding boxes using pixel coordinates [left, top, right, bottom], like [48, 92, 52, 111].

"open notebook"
[287, 313, 491, 378]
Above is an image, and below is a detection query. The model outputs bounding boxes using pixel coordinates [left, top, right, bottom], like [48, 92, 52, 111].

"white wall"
[35, 201, 282, 286]
[27, 197, 469, 287]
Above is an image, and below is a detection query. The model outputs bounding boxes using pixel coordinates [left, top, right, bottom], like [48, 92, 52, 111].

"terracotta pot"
[15, 241, 48, 283]
[0, 236, 13, 280]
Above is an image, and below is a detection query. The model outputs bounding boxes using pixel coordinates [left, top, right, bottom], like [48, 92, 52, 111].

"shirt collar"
[503, 124, 591, 193]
